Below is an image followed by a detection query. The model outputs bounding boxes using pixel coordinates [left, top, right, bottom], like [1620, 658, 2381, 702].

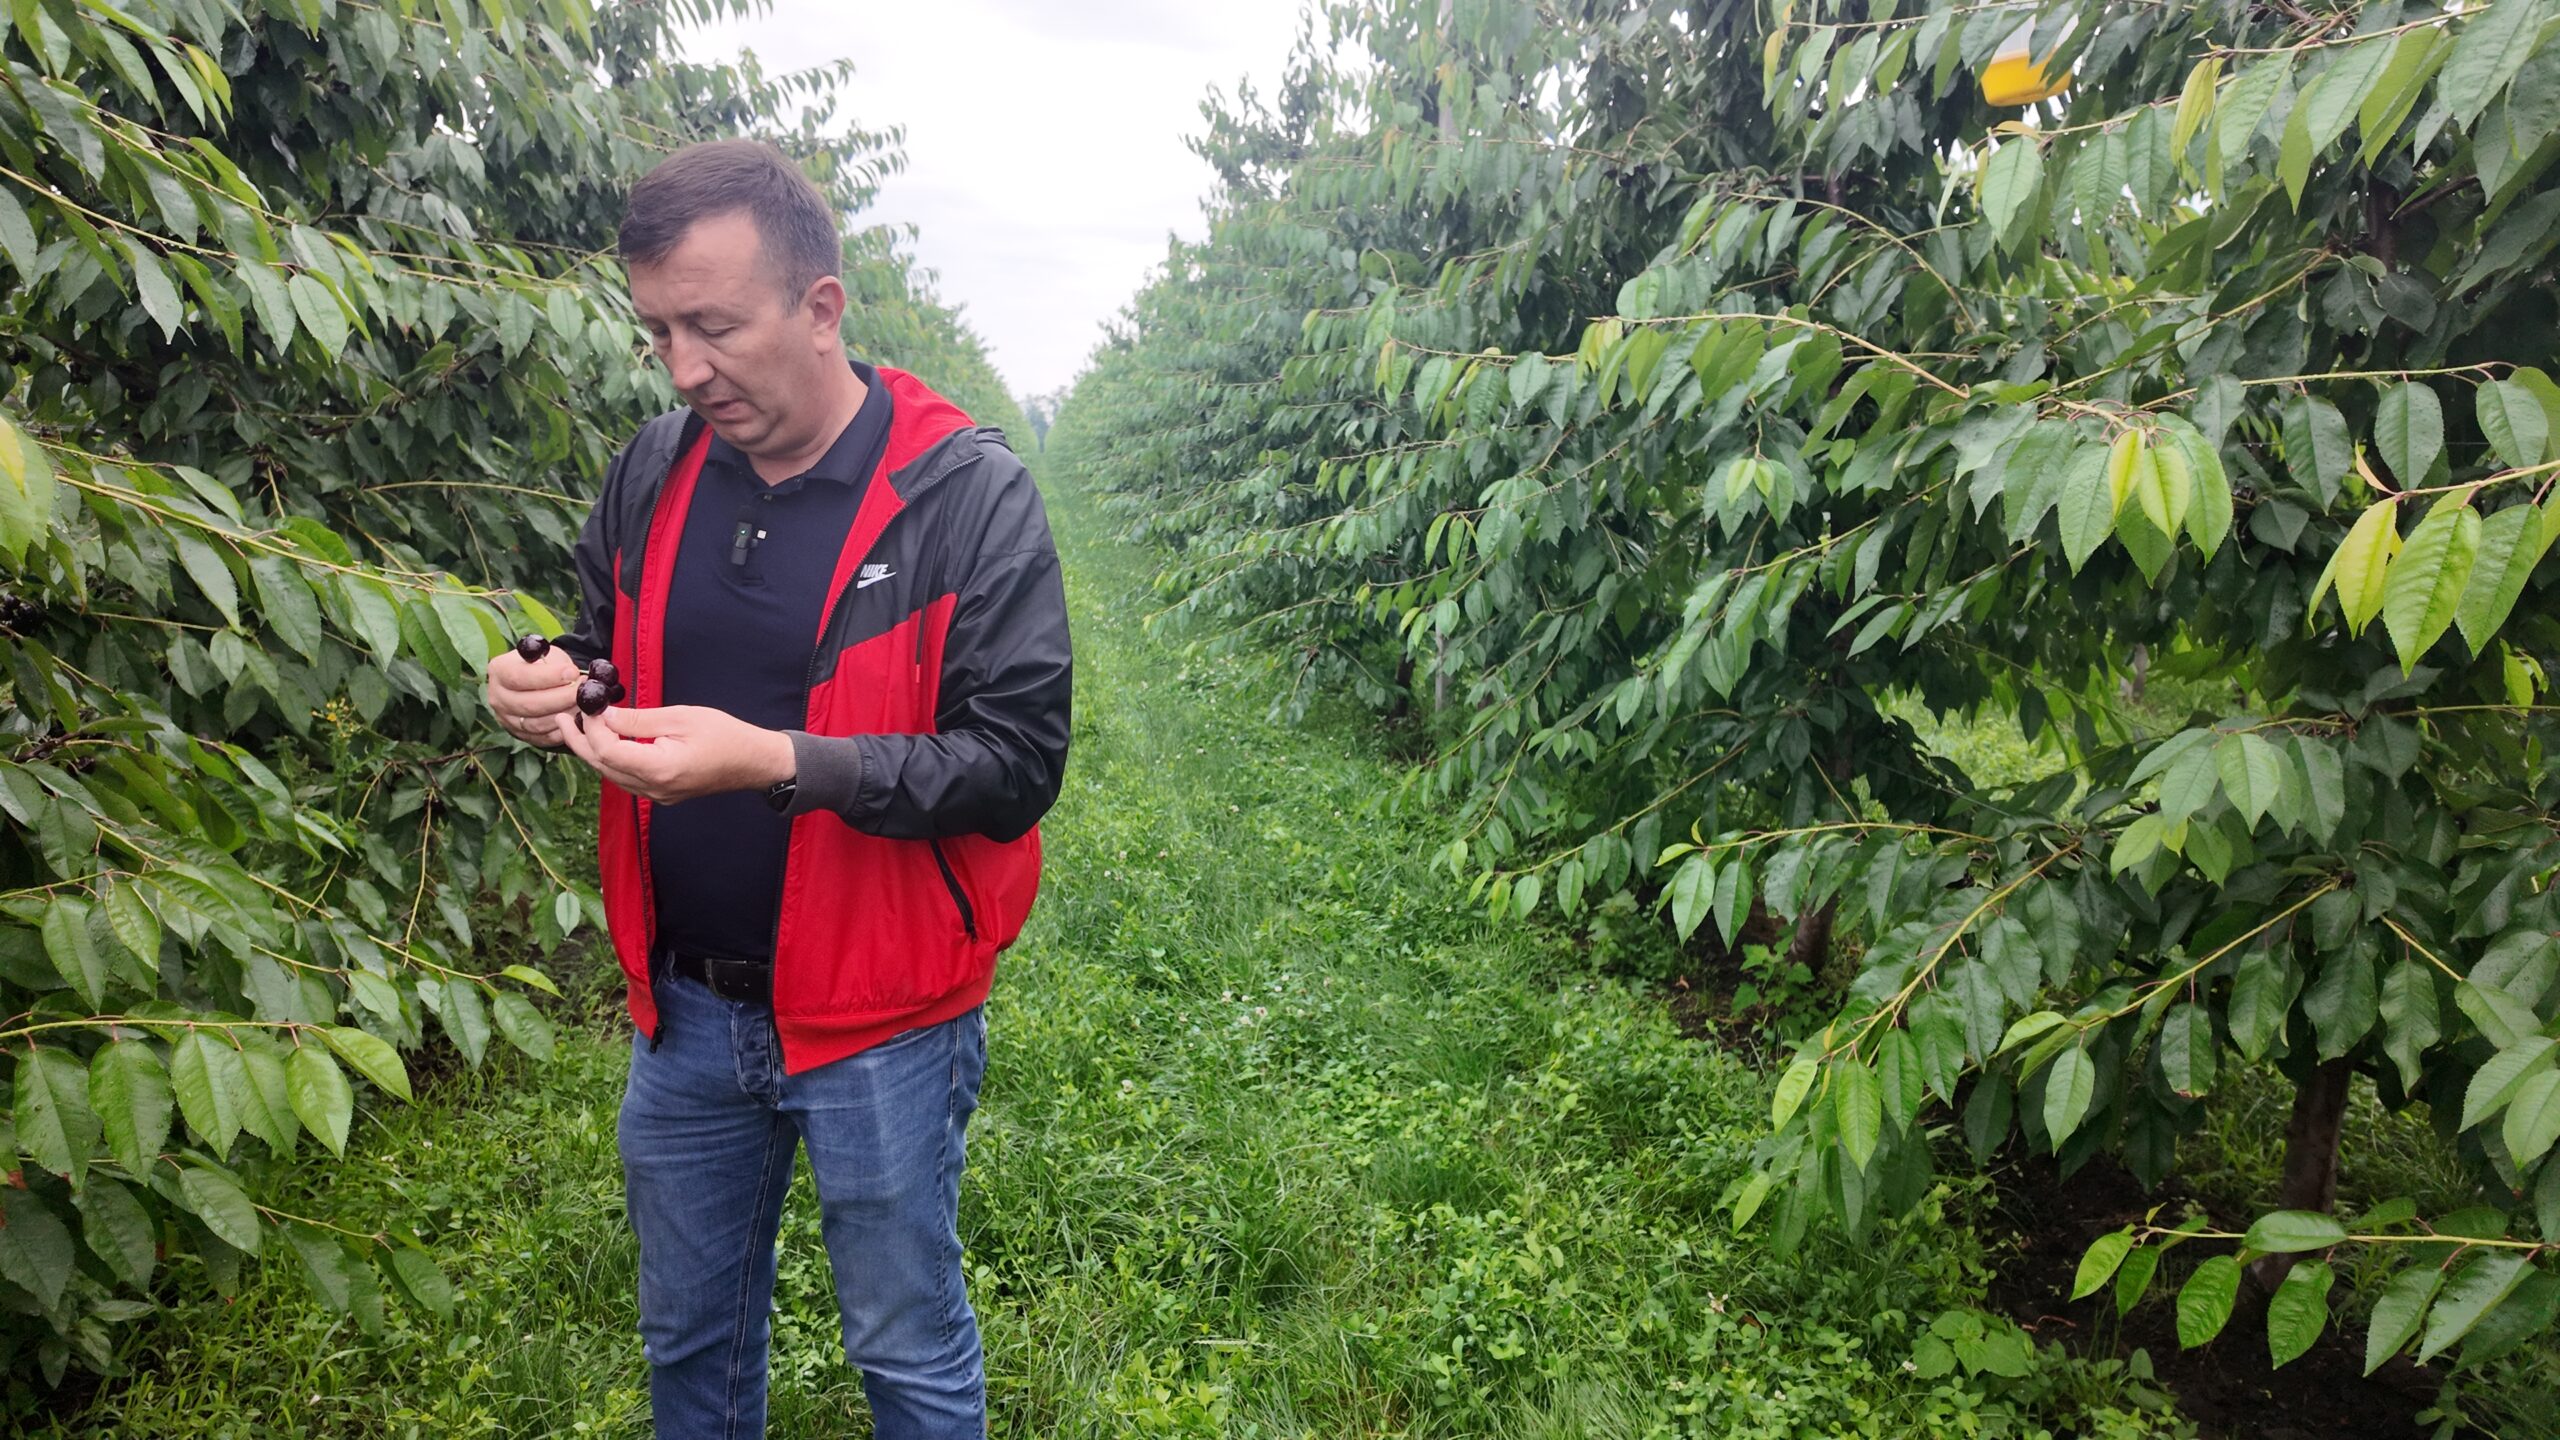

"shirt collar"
[704, 358, 889, 489]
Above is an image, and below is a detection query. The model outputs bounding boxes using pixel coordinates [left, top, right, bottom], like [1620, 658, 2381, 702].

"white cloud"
[681, 0, 1310, 397]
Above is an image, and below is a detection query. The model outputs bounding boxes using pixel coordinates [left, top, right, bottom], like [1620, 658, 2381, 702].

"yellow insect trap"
[1981, 18, 2071, 107]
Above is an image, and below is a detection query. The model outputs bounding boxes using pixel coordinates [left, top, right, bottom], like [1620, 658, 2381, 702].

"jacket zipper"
[929, 839, 978, 940]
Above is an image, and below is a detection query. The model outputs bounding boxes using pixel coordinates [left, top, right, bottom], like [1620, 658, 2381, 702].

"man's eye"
[699, 327, 732, 340]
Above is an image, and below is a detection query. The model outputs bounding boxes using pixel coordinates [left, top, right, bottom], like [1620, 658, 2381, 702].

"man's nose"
[661, 333, 715, 394]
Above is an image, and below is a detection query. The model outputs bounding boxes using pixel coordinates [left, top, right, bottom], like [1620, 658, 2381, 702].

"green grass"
[39, 480, 2187, 1439]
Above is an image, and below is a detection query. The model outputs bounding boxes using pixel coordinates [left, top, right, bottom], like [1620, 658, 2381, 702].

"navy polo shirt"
[649, 361, 892, 962]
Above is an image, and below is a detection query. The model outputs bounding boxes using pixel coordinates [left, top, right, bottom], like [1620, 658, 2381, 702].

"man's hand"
[485, 646, 583, 749]
[558, 703, 796, 805]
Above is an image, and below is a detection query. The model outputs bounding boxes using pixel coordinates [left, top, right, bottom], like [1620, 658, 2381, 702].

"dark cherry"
[575, 677, 611, 716]
[514, 634, 550, 665]
[606, 681, 626, 704]
[585, 657, 618, 687]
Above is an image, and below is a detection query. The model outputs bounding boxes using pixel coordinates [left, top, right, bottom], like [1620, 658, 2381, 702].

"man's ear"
[806, 275, 848, 348]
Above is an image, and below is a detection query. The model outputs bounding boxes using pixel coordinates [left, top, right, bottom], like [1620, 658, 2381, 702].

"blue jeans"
[619, 972, 989, 1439]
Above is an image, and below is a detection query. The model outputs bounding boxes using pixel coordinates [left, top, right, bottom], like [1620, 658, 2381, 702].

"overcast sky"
[681, 0, 1313, 400]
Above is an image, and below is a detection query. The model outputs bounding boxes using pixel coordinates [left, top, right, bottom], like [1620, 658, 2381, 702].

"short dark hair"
[618, 140, 841, 299]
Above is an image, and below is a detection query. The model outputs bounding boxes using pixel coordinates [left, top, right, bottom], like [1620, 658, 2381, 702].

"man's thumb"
[595, 705, 671, 740]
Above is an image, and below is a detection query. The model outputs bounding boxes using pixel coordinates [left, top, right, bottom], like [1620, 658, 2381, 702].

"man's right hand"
[486, 646, 584, 748]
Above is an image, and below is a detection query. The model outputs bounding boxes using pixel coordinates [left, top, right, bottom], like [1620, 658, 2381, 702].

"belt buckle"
[703, 955, 766, 1003]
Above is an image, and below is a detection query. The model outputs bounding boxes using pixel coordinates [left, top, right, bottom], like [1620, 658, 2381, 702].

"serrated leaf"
[169, 1029, 245, 1159]
[0, 1190, 74, 1308]
[2455, 503, 2544, 653]
[2366, 1264, 2443, 1373]
[2314, 497, 2400, 634]
[2073, 1230, 2135, 1301]
[2057, 443, 2113, 571]
[2417, 1252, 2531, 1363]
[0, 185, 36, 278]
[382, 1245, 455, 1320]
[78, 1178, 153, 1288]
[1980, 137, 2043, 239]
[492, 991, 553, 1062]
[115, 234, 185, 341]
[322, 1025, 410, 1102]
[0, 408, 59, 560]
[176, 1162, 260, 1253]
[236, 261, 295, 352]
[102, 881, 160, 971]
[2245, 1210, 2347, 1253]
[2043, 1047, 2097, 1146]
[2479, 380, 2549, 470]
[2376, 383, 2443, 487]
[2177, 1254, 2241, 1348]
[2268, 1259, 2335, 1368]
[14, 1045, 96, 1185]
[2159, 1002, 2215, 1097]
[1835, 1059, 1882, 1170]
[1669, 852, 1715, 941]
[89, 1038, 172, 1176]
[2115, 1243, 2163, 1315]
[2461, 1035, 2554, 1131]
[2441, 0, 2541, 130]
[2216, 734, 2286, 828]
[287, 272, 350, 361]
[2499, 1070, 2560, 1166]
[172, 532, 242, 627]
[2170, 58, 2221, 173]
[287, 1043, 352, 1158]
[1772, 1049, 1820, 1129]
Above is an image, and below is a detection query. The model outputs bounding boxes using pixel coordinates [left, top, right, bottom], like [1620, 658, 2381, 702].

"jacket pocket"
[928, 838, 977, 940]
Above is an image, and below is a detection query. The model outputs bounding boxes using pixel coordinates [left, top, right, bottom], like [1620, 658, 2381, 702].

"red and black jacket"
[557, 367, 1071, 1073]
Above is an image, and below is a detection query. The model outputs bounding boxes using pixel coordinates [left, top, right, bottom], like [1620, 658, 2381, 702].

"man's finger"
[594, 705, 681, 740]
[492, 681, 581, 720]
[490, 651, 581, 691]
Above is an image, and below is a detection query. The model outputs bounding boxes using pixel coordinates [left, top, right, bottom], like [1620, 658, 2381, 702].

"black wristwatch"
[762, 774, 797, 814]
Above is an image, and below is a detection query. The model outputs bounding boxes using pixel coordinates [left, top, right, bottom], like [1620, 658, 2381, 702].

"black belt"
[663, 947, 772, 1004]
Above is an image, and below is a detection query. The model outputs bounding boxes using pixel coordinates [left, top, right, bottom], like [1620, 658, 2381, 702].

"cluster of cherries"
[0, 594, 42, 634]
[513, 634, 622, 728]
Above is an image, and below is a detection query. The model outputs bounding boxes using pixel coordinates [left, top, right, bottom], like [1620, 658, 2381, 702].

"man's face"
[626, 211, 840, 454]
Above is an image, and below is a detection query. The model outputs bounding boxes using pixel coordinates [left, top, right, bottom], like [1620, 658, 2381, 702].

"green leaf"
[1507, 352, 1550, 409]
[42, 895, 109, 1008]
[78, 1177, 154, 1288]
[236, 261, 296, 352]
[2417, 1252, 2531, 1363]
[249, 556, 325, 661]
[115, 233, 185, 341]
[88, 1038, 172, 1176]
[2454, 503, 2546, 653]
[287, 272, 350, 361]
[2285, 395, 2353, 499]
[2158, 1002, 2215, 1097]
[382, 1245, 456, 1321]
[2479, 380, 2550, 470]
[170, 1029, 246, 1159]
[2313, 497, 2400, 634]
[172, 533, 242, 627]
[1835, 1059, 1882, 1170]
[1980, 137, 2043, 242]
[2440, 0, 2542, 129]
[438, 978, 490, 1068]
[2170, 58, 2221, 173]
[2177, 1254, 2241, 1348]
[492, 991, 554, 1063]
[2228, 947, 2296, 1061]
[2382, 497, 2480, 671]
[1772, 1049, 1820, 1129]
[2461, 1035, 2555, 1131]
[2244, 1210, 2347, 1254]
[2043, 1047, 2097, 1146]
[321, 1025, 410, 1102]
[2160, 418, 2231, 560]
[15, 1044, 97, 1184]
[175, 1162, 261, 1253]
[0, 408, 59, 560]
[0, 184, 36, 278]
[287, 1043, 352, 1158]
[2366, 1264, 2444, 1374]
[2115, 1244, 2163, 1315]
[1669, 852, 1716, 941]
[2072, 1230, 2135, 1301]
[2215, 734, 2287, 828]
[2375, 383, 2443, 487]
[0, 1189, 74, 1308]
[102, 880, 160, 972]
[2268, 1260, 2335, 1368]
[2501, 1070, 2560, 1167]
[2056, 443, 2114, 571]
[2360, 31, 2447, 164]
[2380, 957, 2440, 1093]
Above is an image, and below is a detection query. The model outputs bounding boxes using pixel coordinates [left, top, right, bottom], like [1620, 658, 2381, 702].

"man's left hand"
[559, 703, 795, 805]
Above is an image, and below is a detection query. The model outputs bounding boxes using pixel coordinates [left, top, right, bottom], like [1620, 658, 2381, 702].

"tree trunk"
[1390, 653, 1415, 719]
[2248, 1058, 2352, 1292]
[1786, 898, 1837, 978]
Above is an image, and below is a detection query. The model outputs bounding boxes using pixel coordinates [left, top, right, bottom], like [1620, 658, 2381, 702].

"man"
[482, 139, 1070, 1438]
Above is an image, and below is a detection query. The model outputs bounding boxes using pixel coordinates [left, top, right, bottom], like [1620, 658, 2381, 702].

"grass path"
[46, 480, 2182, 1439]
